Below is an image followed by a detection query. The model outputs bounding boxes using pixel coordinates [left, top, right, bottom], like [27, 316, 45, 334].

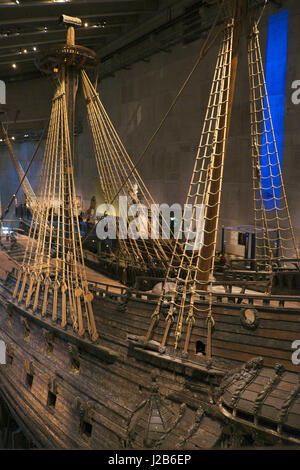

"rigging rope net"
[248, 20, 299, 265]
[145, 17, 235, 358]
[12, 69, 98, 342]
[81, 70, 177, 272]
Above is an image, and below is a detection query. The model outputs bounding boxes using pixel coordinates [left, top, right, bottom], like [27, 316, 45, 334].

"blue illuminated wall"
[261, 9, 288, 210]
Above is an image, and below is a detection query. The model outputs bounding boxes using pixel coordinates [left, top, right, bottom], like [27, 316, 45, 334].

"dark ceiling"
[0, 0, 223, 82]
[0, 0, 284, 82]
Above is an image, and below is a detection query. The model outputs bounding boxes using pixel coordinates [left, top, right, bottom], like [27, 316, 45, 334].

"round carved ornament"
[240, 307, 260, 331]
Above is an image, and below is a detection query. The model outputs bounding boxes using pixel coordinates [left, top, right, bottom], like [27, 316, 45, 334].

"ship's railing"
[3, 267, 300, 312]
[227, 257, 300, 271]
[89, 280, 127, 297]
[0, 219, 22, 229]
[88, 278, 300, 311]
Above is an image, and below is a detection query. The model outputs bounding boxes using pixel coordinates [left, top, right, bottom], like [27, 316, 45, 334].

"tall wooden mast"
[197, 0, 247, 285]
[13, 16, 100, 342]
[144, 0, 250, 356]
[65, 25, 78, 159]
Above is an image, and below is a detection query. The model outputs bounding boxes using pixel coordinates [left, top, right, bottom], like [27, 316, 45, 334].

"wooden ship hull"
[1, 2, 300, 450]
[0, 254, 299, 449]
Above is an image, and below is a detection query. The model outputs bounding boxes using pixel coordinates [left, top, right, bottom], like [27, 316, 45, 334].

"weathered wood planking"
[1, 244, 300, 448]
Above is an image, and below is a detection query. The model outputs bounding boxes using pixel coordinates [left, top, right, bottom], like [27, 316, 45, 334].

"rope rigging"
[79, 8, 223, 259]
[2, 7, 224, 278]
[145, 5, 236, 358]
[81, 69, 178, 271]
[4, 0, 299, 354]
[12, 69, 98, 342]
[248, 14, 299, 265]
[144, 0, 298, 359]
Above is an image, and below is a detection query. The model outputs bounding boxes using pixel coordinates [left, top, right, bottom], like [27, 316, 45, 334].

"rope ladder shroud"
[248, 18, 298, 266]
[12, 68, 98, 342]
[145, 12, 236, 358]
[81, 69, 181, 273]
[144, 1, 299, 360]
[79, 5, 223, 274]
[7, 2, 300, 358]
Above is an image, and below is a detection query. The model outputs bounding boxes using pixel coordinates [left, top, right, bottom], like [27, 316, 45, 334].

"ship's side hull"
[0, 282, 225, 449]
[92, 283, 300, 373]
[0, 275, 299, 449]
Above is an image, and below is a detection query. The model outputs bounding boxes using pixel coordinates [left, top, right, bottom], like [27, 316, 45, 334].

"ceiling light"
[33, 46, 37, 51]
[12, 63, 17, 68]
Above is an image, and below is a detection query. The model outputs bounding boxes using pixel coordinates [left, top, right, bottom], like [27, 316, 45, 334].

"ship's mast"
[197, 0, 247, 286]
[1, 122, 37, 209]
[62, 23, 79, 297]
[65, 25, 78, 159]
[12, 16, 99, 342]
[144, 0, 251, 357]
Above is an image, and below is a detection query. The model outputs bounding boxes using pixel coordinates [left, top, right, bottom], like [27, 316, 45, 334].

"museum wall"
[0, 0, 299, 250]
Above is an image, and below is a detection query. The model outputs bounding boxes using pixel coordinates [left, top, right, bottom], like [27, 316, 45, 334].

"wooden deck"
[0, 235, 124, 291]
